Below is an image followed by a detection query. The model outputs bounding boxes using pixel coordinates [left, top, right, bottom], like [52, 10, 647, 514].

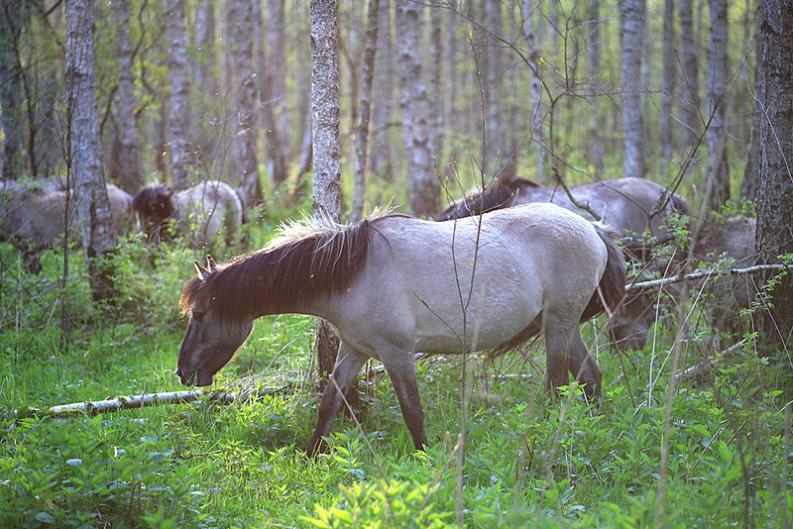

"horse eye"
[192, 311, 205, 321]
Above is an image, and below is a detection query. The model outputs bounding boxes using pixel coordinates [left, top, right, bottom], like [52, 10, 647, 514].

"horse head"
[177, 255, 254, 386]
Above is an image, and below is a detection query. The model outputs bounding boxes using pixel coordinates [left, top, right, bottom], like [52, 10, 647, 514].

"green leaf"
[35, 512, 55, 524]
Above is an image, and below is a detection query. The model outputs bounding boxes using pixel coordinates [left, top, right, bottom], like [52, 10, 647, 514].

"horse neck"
[252, 294, 338, 323]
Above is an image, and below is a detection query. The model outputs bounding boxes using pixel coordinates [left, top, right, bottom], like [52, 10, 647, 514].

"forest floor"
[0, 236, 790, 529]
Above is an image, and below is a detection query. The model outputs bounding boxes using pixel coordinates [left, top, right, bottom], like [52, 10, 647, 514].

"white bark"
[396, 0, 436, 216]
[351, 0, 381, 223]
[311, 0, 342, 223]
[620, 0, 646, 179]
[310, 0, 343, 380]
[705, 0, 729, 209]
[230, 0, 261, 208]
[164, 0, 192, 189]
[111, 0, 142, 193]
[65, 0, 117, 300]
[521, 0, 546, 183]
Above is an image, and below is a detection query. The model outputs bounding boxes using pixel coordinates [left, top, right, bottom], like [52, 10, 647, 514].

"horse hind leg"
[307, 343, 367, 456]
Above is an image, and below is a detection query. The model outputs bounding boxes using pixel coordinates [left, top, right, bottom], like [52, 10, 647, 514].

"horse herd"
[170, 176, 757, 454]
[0, 179, 244, 272]
[1, 175, 756, 451]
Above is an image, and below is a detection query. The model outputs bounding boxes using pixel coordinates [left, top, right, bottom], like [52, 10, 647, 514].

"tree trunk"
[193, 0, 217, 163]
[194, 0, 215, 92]
[164, 0, 192, 189]
[230, 0, 261, 209]
[483, 0, 506, 181]
[370, 0, 393, 182]
[754, 0, 793, 352]
[351, 0, 380, 223]
[679, 0, 700, 148]
[741, 8, 762, 202]
[0, 1, 22, 180]
[586, 0, 604, 180]
[620, 0, 646, 179]
[263, 0, 291, 187]
[705, 0, 729, 210]
[429, 4, 444, 166]
[659, 0, 676, 176]
[310, 0, 343, 381]
[111, 0, 142, 194]
[396, 0, 437, 216]
[65, 0, 117, 303]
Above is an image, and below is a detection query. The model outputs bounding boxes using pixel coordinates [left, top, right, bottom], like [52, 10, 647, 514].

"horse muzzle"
[177, 368, 214, 387]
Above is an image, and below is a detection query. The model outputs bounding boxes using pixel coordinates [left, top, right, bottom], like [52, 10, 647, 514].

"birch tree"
[754, 0, 793, 351]
[264, 0, 291, 186]
[164, 0, 192, 189]
[742, 20, 762, 202]
[659, 0, 676, 176]
[586, 0, 603, 179]
[620, 0, 646, 179]
[482, 0, 506, 181]
[65, 0, 117, 302]
[230, 0, 261, 208]
[310, 0, 343, 379]
[0, 0, 22, 180]
[111, 0, 142, 193]
[429, 5, 444, 164]
[370, 0, 393, 182]
[679, 0, 700, 149]
[705, 0, 729, 209]
[351, 0, 380, 222]
[395, 0, 437, 216]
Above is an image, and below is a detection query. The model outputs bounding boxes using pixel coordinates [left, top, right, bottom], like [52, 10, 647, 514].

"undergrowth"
[0, 230, 790, 528]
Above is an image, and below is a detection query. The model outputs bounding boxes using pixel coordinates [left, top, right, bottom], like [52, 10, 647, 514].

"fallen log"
[626, 263, 792, 292]
[674, 339, 749, 382]
[13, 384, 291, 420]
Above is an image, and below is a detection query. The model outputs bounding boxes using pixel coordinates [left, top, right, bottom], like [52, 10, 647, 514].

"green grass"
[0, 237, 790, 529]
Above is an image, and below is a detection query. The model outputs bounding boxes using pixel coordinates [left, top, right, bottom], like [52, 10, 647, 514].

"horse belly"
[411, 267, 543, 353]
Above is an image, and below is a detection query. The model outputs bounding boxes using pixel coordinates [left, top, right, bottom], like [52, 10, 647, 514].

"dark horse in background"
[176, 205, 625, 454]
[438, 177, 690, 351]
[132, 181, 244, 249]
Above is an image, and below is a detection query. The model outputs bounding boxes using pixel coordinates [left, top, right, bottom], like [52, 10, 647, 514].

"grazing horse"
[1, 180, 134, 273]
[176, 204, 625, 454]
[438, 177, 688, 351]
[132, 181, 244, 248]
[602, 215, 758, 351]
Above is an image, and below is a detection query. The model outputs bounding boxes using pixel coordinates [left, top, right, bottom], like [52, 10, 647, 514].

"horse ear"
[165, 187, 175, 198]
[206, 255, 217, 272]
[194, 260, 208, 281]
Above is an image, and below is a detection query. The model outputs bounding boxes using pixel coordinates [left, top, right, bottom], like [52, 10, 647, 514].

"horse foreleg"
[567, 328, 602, 400]
[382, 353, 427, 450]
[307, 343, 366, 457]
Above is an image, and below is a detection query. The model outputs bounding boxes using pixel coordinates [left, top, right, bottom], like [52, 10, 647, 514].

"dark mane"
[180, 217, 377, 320]
[437, 178, 540, 221]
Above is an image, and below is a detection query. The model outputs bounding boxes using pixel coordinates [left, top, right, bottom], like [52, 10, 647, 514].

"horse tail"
[233, 187, 248, 225]
[580, 223, 626, 322]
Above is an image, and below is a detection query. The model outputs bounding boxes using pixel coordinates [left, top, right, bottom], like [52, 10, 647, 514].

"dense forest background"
[1, 0, 792, 528]
[0, 0, 768, 207]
